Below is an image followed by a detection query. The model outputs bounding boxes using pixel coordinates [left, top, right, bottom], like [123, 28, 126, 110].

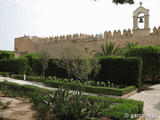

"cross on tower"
[139, 2, 143, 7]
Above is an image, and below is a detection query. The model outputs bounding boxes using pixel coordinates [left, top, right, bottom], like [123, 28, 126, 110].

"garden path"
[129, 84, 160, 120]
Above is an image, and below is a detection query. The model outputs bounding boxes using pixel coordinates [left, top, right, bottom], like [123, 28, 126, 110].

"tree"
[93, 0, 134, 4]
[34, 41, 51, 76]
[53, 45, 100, 82]
[92, 42, 121, 57]
[113, 0, 134, 4]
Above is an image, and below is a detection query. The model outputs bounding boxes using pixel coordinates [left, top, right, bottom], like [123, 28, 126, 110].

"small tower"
[133, 2, 150, 37]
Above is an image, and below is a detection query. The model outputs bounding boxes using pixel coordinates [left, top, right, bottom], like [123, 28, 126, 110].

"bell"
[139, 18, 143, 23]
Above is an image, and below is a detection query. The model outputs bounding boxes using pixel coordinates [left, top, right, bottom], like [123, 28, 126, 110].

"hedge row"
[0, 57, 28, 74]
[44, 80, 136, 96]
[0, 81, 143, 120]
[0, 55, 143, 89]
[24, 54, 42, 75]
[44, 57, 142, 89]
[125, 46, 160, 80]
[11, 74, 136, 96]
[0, 51, 14, 59]
[96, 57, 143, 89]
[45, 59, 68, 78]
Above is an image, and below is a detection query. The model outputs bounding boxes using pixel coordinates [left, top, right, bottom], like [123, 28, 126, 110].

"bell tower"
[133, 2, 150, 37]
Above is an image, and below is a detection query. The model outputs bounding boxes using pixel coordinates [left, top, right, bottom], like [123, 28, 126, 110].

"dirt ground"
[0, 91, 37, 120]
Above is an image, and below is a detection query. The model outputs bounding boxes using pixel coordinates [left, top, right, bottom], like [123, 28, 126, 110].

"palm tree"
[92, 42, 121, 57]
[124, 42, 139, 49]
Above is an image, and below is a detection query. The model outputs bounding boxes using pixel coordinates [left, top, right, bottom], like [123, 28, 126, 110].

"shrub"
[0, 51, 14, 59]
[45, 59, 68, 78]
[24, 54, 42, 75]
[26, 65, 33, 76]
[31, 58, 43, 75]
[125, 46, 160, 80]
[11, 74, 136, 96]
[0, 72, 12, 77]
[52, 58, 101, 81]
[44, 80, 136, 96]
[0, 57, 28, 74]
[44, 87, 107, 120]
[95, 56, 143, 90]
[24, 53, 37, 66]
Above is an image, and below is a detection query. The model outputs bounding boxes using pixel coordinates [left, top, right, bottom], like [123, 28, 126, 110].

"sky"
[0, 0, 160, 51]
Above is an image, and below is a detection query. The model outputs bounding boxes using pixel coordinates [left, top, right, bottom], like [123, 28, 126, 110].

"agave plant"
[92, 42, 121, 57]
[43, 87, 104, 120]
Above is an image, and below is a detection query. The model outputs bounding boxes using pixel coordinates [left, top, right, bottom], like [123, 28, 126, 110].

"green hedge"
[0, 51, 14, 59]
[0, 57, 28, 74]
[45, 59, 68, 78]
[96, 57, 143, 90]
[0, 81, 143, 120]
[44, 80, 136, 96]
[11, 74, 136, 96]
[0, 72, 12, 77]
[24, 54, 42, 76]
[125, 46, 160, 80]
[45, 57, 142, 90]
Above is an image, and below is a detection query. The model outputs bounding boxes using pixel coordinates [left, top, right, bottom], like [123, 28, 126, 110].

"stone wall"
[14, 26, 160, 57]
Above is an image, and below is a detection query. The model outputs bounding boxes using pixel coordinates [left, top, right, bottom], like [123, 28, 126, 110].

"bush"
[45, 57, 142, 90]
[24, 53, 37, 66]
[125, 46, 160, 81]
[0, 51, 14, 59]
[44, 87, 106, 120]
[24, 54, 42, 76]
[31, 58, 43, 75]
[26, 65, 33, 76]
[95, 56, 143, 90]
[44, 80, 136, 96]
[11, 74, 136, 96]
[0, 57, 28, 74]
[0, 72, 12, 77]
[45, 59, 68, 78]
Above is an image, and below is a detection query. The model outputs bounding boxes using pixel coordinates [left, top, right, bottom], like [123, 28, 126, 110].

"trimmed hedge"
[31, 58, 43, 75]
[0, 51, 14, 59]
[24, 54, 42, 76]
[0, 72, 12, 77]
[0, 81, 143, 120]
[44, 80, 136, 96]
[96, 57, 143, 90]
[11, 74, 136, 96]
[0, 57, 28, 74]
[45, 59, 68, 78]
[45, 57, 142, 90]
[125, 46, 160, 80]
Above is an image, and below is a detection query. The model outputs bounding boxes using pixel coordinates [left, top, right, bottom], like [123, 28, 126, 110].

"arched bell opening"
[138, 13, 145, 29]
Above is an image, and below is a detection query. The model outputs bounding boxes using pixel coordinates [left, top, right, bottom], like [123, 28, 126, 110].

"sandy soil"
[0, 91, 37, 120]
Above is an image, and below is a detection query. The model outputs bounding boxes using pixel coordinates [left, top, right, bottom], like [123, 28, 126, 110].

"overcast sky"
[0, 0, 160, 51]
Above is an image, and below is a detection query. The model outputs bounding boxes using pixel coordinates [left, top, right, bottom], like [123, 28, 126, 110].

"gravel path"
[129, 84, 160, 120]
[0, 76, 58, 91]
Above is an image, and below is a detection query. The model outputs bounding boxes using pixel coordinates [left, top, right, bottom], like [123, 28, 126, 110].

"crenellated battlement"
[151, 26, 160, 36]
[103, 29, 132, 40]
[17, 26, 160, 44]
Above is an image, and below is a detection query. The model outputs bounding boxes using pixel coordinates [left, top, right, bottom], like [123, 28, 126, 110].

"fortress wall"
[14, 26, 160, 57]
[14, 36, 35, 57]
